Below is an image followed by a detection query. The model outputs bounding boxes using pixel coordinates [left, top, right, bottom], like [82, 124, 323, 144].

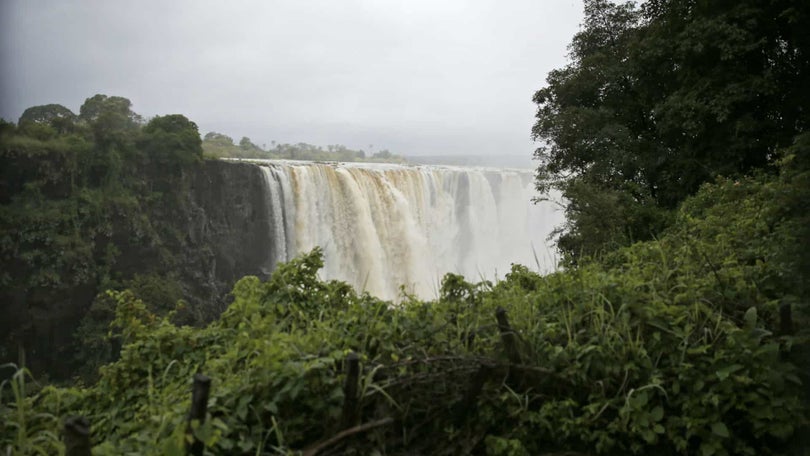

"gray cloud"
[1, 0, 582, 157]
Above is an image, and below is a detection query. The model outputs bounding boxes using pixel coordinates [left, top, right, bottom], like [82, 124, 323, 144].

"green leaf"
[650, 406, 664, 422]
[701, 441, 718, 456]
[743, 307, 757, 329]
[716, 364, 744, 381]
[711, 422, 730, 438]
[630, 390, 649, 409]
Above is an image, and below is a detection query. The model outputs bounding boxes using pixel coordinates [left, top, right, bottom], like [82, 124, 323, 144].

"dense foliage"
[533, 0, 810, 259]
[202, 132, 406, 164]
[2, 159, 807, 454]
[0, 95, 205, 377]
[2, 1, 808, 453]
[1, 92, 406, 380]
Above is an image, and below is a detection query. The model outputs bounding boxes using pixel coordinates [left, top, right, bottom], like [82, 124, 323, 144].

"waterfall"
[253, 160, 562, 300]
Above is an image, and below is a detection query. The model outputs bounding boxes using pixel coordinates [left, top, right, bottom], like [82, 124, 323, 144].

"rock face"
[0, 160, 276, 377]
[181, 160, 275, 313]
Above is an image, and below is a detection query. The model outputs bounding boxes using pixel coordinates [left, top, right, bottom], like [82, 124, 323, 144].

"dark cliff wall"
[182, 160, 274, 312]
[0, 160, 275, 377]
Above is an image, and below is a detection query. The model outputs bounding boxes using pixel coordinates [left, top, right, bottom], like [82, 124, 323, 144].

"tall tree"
[139, 114, 203, 172]
[78, 94, 141, 125]
[76, 94, 148, 186]
[533, 0, 810, 260]
[79, 94, 142, 147]
[18, 104, 77, 125]
[17, 104, 79, 137]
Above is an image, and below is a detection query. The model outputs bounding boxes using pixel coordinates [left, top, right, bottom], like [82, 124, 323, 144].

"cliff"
[182, 160, 275, 310]
[0, 159, 276, 377]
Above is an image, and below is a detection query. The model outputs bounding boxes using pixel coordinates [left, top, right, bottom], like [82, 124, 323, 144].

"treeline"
[533, 0, 810, 262]
[202, 131, 406, 164]
[0, 95, 210, 378]
[6, 95, 202, 190]
[0, 94, 406, 377]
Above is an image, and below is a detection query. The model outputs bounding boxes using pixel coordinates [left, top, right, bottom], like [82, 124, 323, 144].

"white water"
[253, 159, 563, 301]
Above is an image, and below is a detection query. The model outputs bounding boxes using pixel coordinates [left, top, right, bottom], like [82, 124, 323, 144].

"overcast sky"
[1, 1, 582, 158]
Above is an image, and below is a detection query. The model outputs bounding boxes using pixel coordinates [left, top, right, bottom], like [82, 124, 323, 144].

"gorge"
[1, 157, 562, 375]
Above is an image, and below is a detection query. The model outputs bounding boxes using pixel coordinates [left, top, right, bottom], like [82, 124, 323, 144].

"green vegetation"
[0, 95, 205, 377]
[202, 132, 406, 164]
[533, 0, 810, 260]
[1, 0, 808, 453]
[1, 161, 807, 453]
[1, 91, 404, 380]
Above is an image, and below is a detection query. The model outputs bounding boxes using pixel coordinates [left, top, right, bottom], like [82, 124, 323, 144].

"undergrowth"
[1, 167, 808, 455]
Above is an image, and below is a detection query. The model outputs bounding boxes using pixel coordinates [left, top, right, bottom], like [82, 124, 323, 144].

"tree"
[201, 132, 239, 158]
[372, 149, 392, 159]
[79, 95, 141, 125]
[19, 104, 76, 125]
[139, 114, 202, 172]
[77, 95, 143, 186]
[78, 94, 143, 150]
[17, 104, 79, 137]
[204, 131, 234, 145]
[235, 137, 267, 158]
[533, 0, 810, 260]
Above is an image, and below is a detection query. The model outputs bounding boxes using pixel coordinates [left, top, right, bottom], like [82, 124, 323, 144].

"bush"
[2, 208, 805, 455]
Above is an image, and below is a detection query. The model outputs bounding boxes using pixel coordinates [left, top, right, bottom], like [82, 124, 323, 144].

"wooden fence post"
[186, 373, 212, 456]
[780, 302, 793, 336]
[496, 307, 522, 366]
[64, 416, 91, 456]
[453, 363, 493, 426]
[341, 352, 360, 429]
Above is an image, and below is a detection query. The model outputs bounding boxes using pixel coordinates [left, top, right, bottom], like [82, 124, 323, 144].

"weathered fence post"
[64, 416, 91, 456]
[341, 352, 360, 429]
[779, 302, 794, 360]
[186, 373, 212, 456]
[780, 302, 793, 336]
[495, 307, 522, 366]
[453, 363, 492, 426]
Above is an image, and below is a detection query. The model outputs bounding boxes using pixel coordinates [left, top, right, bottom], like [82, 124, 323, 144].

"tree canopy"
[201, 133, 406, 163]
[18, 103, 77, 125]
[140, 114, 203, 169]
[533, 0, 810, 259]
[78, 94, 142, 126]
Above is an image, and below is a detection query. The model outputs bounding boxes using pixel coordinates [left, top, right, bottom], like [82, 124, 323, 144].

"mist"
[0, 0, 582, 160]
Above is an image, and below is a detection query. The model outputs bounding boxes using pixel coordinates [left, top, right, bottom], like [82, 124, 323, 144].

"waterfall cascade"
[250, 159, 562, 300]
